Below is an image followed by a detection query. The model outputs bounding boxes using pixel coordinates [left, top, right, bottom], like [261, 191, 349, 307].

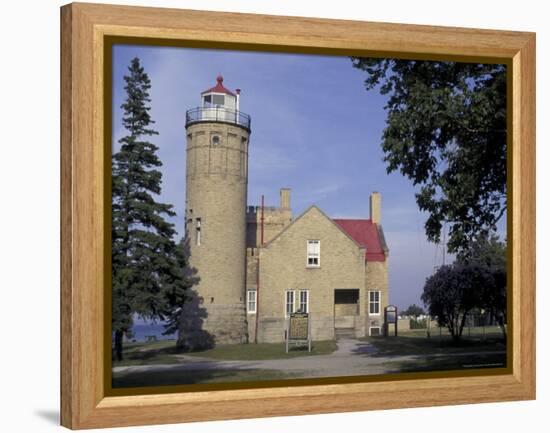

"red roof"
[202, 75, 236, 96]
[333, 219, 387, 262]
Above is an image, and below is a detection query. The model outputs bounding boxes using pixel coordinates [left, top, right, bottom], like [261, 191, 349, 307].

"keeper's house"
[246, 190, 389, 342]
[181, 75, 389, 348]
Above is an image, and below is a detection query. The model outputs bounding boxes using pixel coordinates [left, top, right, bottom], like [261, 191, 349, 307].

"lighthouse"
[179, 75, 251, 348]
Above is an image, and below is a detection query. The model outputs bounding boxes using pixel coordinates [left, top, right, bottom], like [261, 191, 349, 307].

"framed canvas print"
[60, 2, 536, 429]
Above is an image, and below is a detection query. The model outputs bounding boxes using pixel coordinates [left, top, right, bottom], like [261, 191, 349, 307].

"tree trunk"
[497, 315, 507, 340]
[114, 329, 124, 361]
[457, 312, 468, 341]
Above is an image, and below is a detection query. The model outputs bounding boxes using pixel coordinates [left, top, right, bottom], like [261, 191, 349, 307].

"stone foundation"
[254, 315, 336, 343]
[178, 300, 248, 350]
[203, 303, 249, 345]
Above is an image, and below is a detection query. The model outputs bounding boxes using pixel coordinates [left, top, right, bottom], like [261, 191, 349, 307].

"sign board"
[289, 312, 309, 340]
[386, 309, 397, 323]
[384, 305, 398, 337]
[286, 312, 311, 352]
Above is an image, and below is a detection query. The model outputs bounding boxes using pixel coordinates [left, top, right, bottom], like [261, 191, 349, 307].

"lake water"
[125, 323, 176, 342]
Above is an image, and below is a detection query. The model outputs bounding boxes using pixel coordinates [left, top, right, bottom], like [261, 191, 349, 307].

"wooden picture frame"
[60, 2, 535, 429]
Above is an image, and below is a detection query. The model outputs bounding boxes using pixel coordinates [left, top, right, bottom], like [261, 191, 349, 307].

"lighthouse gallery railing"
[185, 107, 251, 131]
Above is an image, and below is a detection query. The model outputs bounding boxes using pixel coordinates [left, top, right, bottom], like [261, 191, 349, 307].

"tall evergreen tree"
[161, 238, 199, 336]
[112, 57, 192, 361]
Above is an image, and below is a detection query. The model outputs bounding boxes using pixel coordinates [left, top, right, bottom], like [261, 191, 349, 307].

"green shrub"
[410, 318, 427, 329]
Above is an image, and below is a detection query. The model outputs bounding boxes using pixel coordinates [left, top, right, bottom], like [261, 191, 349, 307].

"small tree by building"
[403, 304, 426, 328]
[457, 233, 507, 338]
[403, 304, 425, 318]
[421, 263, 494, 343]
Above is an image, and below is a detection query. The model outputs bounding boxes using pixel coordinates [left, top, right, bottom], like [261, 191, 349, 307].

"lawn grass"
[113, 339, 337, 367]
[113, 339, 182, 367]
[186, 340, 337, 361]
[362, 326, 506, 358]
[112, 367, 299, 388]
[382, 352, 507, 373]
[400, 325, 505, 339]
[361, 326, 507, 373]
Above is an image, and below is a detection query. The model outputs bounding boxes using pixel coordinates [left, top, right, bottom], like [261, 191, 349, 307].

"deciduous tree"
[421, 263, 494, 343]
[458, 233, 507, 338]
[351, 58, 506, 255]
[403, 304, 425, 319]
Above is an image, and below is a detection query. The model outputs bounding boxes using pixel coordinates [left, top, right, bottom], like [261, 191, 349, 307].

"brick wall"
[254, 206, 368, 342]
[183, 122, 250, 345]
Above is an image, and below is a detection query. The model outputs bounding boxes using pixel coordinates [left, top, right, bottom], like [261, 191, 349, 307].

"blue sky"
[112, 44, 504, 311]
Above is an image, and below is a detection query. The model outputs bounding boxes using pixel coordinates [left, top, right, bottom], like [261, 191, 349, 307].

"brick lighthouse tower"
[180, 75, 251, 348]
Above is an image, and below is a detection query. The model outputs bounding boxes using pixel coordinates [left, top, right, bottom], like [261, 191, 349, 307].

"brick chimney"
[370, 191, 381, 224]
[280, 188, 291, 209]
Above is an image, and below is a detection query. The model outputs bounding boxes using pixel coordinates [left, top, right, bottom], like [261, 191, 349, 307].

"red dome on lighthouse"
[201, 74, 236, 96]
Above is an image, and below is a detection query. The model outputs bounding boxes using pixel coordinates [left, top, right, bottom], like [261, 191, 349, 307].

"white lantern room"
[186, 75, 250, 131]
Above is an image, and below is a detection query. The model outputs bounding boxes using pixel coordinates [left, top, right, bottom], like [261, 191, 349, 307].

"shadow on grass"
[383, 352, 507, 373]
[355, 334, 506, 358]
[112, 367, 296, 388]
[186, 340, 337, 361]
[113, 339, 338, 371]
[113, 340, 184, 366]
[353, 331, 507, 374]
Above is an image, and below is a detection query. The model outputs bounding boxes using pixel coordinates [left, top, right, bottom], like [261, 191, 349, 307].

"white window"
[195, 218, 202, 246]
[203, 94, 225, 107]
[285, 290, 309, 315]
[307, 240, 320, 267]
[246, 290, 257, 314]
[285, 290, 295, 316]
[212, 94, 225, 106]
[298, 290, 309, 313]
[369, 290, 381, 315]
[369, 326, 381, 336]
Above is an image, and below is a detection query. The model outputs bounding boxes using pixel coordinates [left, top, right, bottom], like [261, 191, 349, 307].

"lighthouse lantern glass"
[202, 93, 234, 109]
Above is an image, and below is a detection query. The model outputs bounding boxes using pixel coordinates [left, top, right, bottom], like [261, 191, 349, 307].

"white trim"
[195, 218, 202, 246]
[246, 289, 257, 314]
[284, 289, 310, 316]
[203, 93, 227, 107]
[285, 289, 296, 317]
[368, 290, 381, 316]
[298, 289, 309, 313]
[306, 239, 320, 268]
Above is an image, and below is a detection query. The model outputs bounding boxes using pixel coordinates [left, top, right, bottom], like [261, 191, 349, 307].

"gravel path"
[113, 338, 505, 379]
